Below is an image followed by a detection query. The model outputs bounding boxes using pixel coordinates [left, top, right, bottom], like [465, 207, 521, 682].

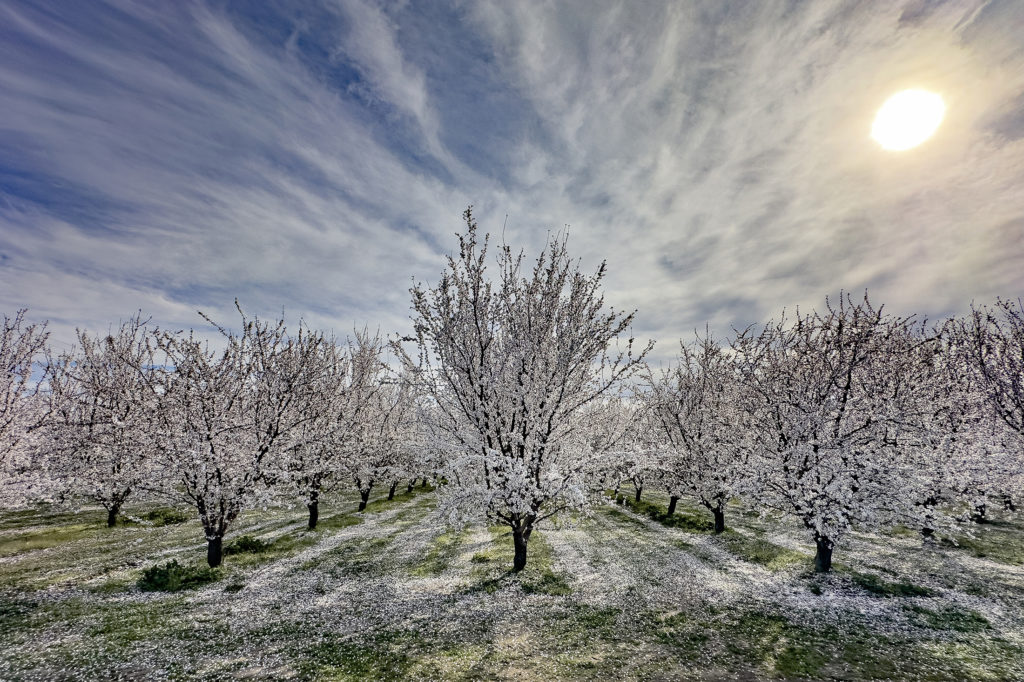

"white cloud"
[1, 0, 1022, 362]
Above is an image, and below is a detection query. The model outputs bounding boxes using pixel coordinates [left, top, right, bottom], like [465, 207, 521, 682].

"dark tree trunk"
[920, 526, 935, 545]
[388, 482, 398, 501]
[512, 527, 530, 572]
[1002, 494, 1017, 512]
[814, 536, 833, 573]
[421, 478, 428, 488]
[713, 508, 725, 534]
[358, 488, 371, 512]
[635, 486, 643, 503]
[972, 502, 987, 524]
[207, 536, 223, 568]
[407, 479, 416, 494]
[667, 496, 679, 517]
[307, 500, 319, 530]
[106, 504, 121, 528]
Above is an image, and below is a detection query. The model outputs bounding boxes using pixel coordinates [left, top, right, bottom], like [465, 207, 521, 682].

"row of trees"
[1, 307, 427, 567]
[2, 208, 1022, 573]
[644, 300, 1023, 572]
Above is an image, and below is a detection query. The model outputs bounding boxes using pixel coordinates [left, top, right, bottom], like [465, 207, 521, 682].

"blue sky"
[2, 0, 1023, 360]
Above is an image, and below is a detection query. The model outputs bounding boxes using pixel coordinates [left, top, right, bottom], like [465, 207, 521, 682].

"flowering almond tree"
[344, 372, 417, 512]
[963, 299, 1024, 504]
[583, 397, 650, 502]
[0, 310, 49, 470]
[406, 207, 651, 571]
[648, 332, 746, 533]
[893, 320, 1003, 541]
[285, 330, 385, 529]
[153, 304, 327, 567]
[731, 294, 928, 572]
[45, 314, 161, 526]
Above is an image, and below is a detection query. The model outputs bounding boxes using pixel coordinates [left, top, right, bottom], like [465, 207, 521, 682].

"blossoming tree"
[405, 208, 651, 571]
[730, 294, 929, 572]
[648, 332, 746, 533]
[962, 299, 1024, 510]
[152, 304, 327, 567]
[0, 310, 49, 470]
[45, 314, 162, 526]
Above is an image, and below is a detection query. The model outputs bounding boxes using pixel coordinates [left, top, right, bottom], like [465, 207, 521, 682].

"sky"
[1, 0, 1023, 362]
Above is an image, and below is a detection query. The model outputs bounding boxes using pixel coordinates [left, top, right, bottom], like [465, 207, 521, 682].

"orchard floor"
[1, 486, 1023, 681]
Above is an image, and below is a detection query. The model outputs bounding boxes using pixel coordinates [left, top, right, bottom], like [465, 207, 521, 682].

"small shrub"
[138, 560, 219, 592]
[225, 535, 272, 555]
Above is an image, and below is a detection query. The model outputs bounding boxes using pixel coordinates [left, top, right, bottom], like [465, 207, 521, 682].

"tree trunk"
[407, 479, 415, 494]
[920, 526, 935, 545]
[512, 527, 529, 572]
[635, 486, 643, 503]
[713, 508, 725, 534]
[1001, 494, 1017, 512]
[207, 536, 223, 568]
[106, 504, 121, 528]
[421, 478, 428, 488]
[358, 488, 371, 512]
[388, 482, 398, 501]
[972, 502, 987, 524]
[667, 496, 679, 517]
[814, 536, 833, 573]
[307, 500, 319, 530]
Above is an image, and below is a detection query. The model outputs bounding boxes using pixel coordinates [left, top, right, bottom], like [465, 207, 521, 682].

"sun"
[871, 90, 945, 151]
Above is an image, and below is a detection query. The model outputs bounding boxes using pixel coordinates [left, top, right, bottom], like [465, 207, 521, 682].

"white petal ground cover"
[1, 487, 1023, 681]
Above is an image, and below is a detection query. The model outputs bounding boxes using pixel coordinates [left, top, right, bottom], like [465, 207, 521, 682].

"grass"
[0, 522, 102, 556]
[904, 604, 991, 633]
[0, 486, 1022, 681]
[124, 507, 191, 526]
[718, 532, 808, 570]
[612, 492, 716, 533]
[842, 566, 936, 598]
[942, 516, 1024, 565]
[462, 525, 573, 596]
[411, 527, 468, 577]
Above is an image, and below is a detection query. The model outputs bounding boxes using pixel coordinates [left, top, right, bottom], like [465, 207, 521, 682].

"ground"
[1, 485, 1022, 681]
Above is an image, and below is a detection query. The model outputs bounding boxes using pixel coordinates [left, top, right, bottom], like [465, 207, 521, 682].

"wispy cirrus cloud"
[1, 1, 1022, 359]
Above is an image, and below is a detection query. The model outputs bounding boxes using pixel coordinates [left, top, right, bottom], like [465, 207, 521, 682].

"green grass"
[519, 531, 573, 596]
[315, 511, 363, 531]
[842, 567, 936, 598]
[125, 507, 191, 526]
[718, 532, 808, 570]
[462, 526, 573, 596]
[1, 487, 1022, 681]
[410, 527, 468, 577]
[943, 517, 1024, 565]
[0, 523, 103, 556]
[904, 604, 991, 633]
[612, 493, 716, 533]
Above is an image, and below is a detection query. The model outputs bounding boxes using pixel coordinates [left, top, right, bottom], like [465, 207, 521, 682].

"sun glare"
[871, 89, 945, 151]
